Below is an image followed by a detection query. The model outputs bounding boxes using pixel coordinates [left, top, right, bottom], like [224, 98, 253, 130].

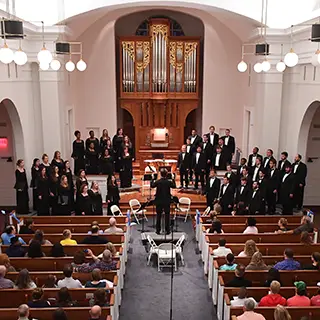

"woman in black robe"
[63, 160, 75, 213]
[112, 128, 124, 172]
[14, 159, 29, 214]
[77, 184, 92, 215]
[30, 158, 40, 211]
[107, 175, 120, 215]
[58, 175, 73, 216]
[49, 166, 60, 215]
[40, 153, 52, 177]
[76, 169, 88, 195]
[100, 149, 114, 176]
[99, 129, 110, 153]
[122, 135, 135, 160]
[88, 181, 103, 215]
[86, 142, 99, 174]
[36, 167, 50, 216]
[51, 151, 65, 176]
[71, 130, 85, 176]
[85, 130, 100, 153]
[119, 147, 133, 188]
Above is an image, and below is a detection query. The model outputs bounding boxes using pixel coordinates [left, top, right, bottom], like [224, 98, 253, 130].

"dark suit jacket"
[202, 142, 214, 163]
[205, 177, 221, 201]
[278, 159, 291, 173]
[151, 178, 175, 206]
[221, 135, 235, 154]
[235, 184, 251, 206]
[186, 144, 195, 155]
[192, 152, 206, 172]
[257, 177, 268, 200]
[188, 135, 202, 150]
[240, 174, 253, 188]
[251, 165, 262, 182]
[212, 152, 227, 170]
[206, 133, 219, 147]
[177, 152, 191, 171]
[248, 189, 263, 214]
[292, 162, 307, 186]
[248, 153, 263, 169]
[225, 171, 237, 186]
[262, 156, 276, 176]
[219, 184, 234, 207]
[267, 168, 281, 192]
[236, 165, 246, 176]
[279, 173, 295, 204]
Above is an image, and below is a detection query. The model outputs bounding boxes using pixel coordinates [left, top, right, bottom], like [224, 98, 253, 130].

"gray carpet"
[119, 220, 216, 320]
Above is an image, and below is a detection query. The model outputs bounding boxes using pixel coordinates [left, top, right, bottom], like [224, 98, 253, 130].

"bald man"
[89, 305, 102, 320]
[104, 217, 123, 234]
[0, 265, 13, 288]
[17, 304, 29, 320]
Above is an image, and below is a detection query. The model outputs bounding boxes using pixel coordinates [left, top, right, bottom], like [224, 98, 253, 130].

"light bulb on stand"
[276, 61, 286, 72]
[284, 48, 299, 67]
[254, 62, 262, 73]
[0, 43, 14, 64]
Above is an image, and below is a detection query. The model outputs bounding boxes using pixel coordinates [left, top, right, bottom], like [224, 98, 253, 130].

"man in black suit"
[202, 134, 214, 182]
[236, 158, 247, 177]
[292, 154, 307, 210]
[257, 170, 268, 214]
[177, 145, 190, 189]
[279, 165, 295, 215]
[248, 181, 263, 215]
[186, 138, 194, 183]
[266, 158, 280, 214]
[205, 169, 221, 210]
[206, 125, 219, 148]
[278, 151, 290, 172]
[240, 166, 252, 188]
[225, 163, 237, 187]
[151, 169, 176, 234]
[248, 147, 263, 174]
[218, 176, 234, 215]
[252, 157, 262, 182]
[212, 146, 227, 170]
[221, 129, 235, 165]
[192, 145, 206, 190]
[188, 129, 202, 151]
[263, 149, 276, 176]
[235, 177, 251, 208]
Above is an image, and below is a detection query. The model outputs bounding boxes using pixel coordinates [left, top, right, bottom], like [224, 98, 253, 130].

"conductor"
[151, 168, 176, 235]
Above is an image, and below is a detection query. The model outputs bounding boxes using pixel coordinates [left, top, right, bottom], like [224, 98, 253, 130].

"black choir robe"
[72, 140, 85, 175]
[188, 135, 202, 150]
[266, 168, 281, 213]
[14, 169, 29, 214]
[36, 177, 50, 215]
[88, 190, 103, 215]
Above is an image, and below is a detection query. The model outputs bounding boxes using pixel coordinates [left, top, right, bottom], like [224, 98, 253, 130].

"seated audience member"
[274, 248, 300, 270]
[207, 219, 224, 234]
[259, 281, 286, 306]
[51, 243, 66, 257]
[71, 250, 87, 272]
[226, 264, 252, 287]
[26, 240, 45, 258]
[231, 287, 257, 307]
[90, 288, 109, 307]
[30, 229, 52, 245]
[42, 274, 58, 288]
[104, 217, 123, 234]
[81, 225, 108, 244]
[273, 305, 292, 320]
[286, 216, 314, 235]
[236, 298, 266, 320]
[27, 288, 51, 308]
[220, 253, 237, 271]
[311, 287, 320, 306]
[264, 268, 282, 287]
[19, 218, 35, 234]
[303, 252, 320, 270]
[243, 217, 258, 234]
[6, 236, 26, 257]
[0, 253, 16, 272]
[0, 265, 14, 288]
[210, 203, 222, 219]
[300, 231, 313, 245]
[53, 308, 68, 320]
[88, 221, 104, 235]
[78, 249, 117, 273]
[238, 240, 259, 257]
[287, 281, 311, 306]
[89, 305, 102, 320]
[213, 238, 232, 257]
[15, 269, 37, 289]
[1, 225, 26, 245]
[57, 287, 78, 307]
[245, 252, 268, 270]
[275, 218, 289, 233]
[85, 268, 113, 288]
[232, 202, 248, 216]
[57, 264, 83, 288]
[60, 229, 78, 246]
[17, 304, 30, 320]
[105, 242, 118, 257]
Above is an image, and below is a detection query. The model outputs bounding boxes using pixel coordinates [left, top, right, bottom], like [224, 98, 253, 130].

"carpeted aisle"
[119, 220, 216, 320]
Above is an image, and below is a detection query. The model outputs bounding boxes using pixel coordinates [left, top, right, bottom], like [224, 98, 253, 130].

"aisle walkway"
[119, 220, 216, 320]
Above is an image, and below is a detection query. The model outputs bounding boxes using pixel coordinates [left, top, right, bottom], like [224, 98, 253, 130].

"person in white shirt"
[57, 264, 82, 288]
[213, 238, 232, 257]
[104, 217, 124, 234]
[236, 298, 266, 320]
[243, 217, 259, 234]
[231, 287, 257, 307]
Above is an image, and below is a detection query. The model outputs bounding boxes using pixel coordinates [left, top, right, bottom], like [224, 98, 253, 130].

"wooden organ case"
[119, 18, 200, 163]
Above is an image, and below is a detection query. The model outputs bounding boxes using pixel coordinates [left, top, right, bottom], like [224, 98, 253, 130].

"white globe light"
[253, 62, 262, 73]
[276, 61, 286, 72]
[237, 60, 247, 72]
[14, 49, 28, 66]
[50, 59, 61, 71]
[39, 62, 49, 70]
[284, 49, 299, 67]
[76, 59, 87, 71]
[0, 44, 14, 64]
[311, 53, 320, 67]
[37, 47, 53, 64]
[261, 60, 271, 72]
[65, 60, 75, 72]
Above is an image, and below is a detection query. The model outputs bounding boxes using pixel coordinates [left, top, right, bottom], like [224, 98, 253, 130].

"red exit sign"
[0, 138, 8, 148]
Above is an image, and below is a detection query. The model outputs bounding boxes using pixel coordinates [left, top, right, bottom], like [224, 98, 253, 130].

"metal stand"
[169, 203, 175, 320]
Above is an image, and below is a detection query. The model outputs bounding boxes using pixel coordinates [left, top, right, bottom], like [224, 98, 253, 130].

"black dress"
[58, 185, 72, 215]
[88, 190, 103, 215]
[86, 149, 99, 174]
[14, 169, 29, 214]
[72, 140, 85, 176]
[85, 137, 100, 153]
[119, 154, 132, 188]
[40, 163, 52, 177]
[76, 177, 88, 195]
[49, 176, 60, 215]
[107, 184, 120, 215]
[36, 176, 50, 215]
[112, 135, 124, 172]
[63, 169, 75, 212]
[30, 166, 40, 211]
[51, 159, 65, 175]
[100, 137, 110, 152]
[77, 193, 92, 215]
[100, 155, 114, 175]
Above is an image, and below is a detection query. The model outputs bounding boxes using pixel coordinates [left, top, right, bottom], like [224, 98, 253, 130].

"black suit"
[212, 152, 227, 170]
[248, 188, 263, 215]
[278, 159, 291, 173]
[225, 171, 237, 187]
[221, 135, 235, 164]
[252, 165, 262, 182]
[206, 132, 219, 148]
[262, 156, 276, 176]
[205, 177, 221, 209]
[235, 184, 250, 207]
[192, 152, 206, 189]
[292, 161, 307, 209]
[266, 168, 281, 213]
[279, 173, 295, 215]
[177, 152, 191, 188]
[188, 135, 202, 150]
[151, 177, 176, 233]
[219, 184, 234, 215]
[202, 142, 214, 181]
[257, 177, 268, 214]
[186, 144, 195, 182]
[248, 154, 263, 174]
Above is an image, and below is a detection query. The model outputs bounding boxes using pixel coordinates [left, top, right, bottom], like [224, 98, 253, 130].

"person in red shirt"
[311, 288, 320, 306]
[259, 280, 286, 306]
[287, 281, 311, 306]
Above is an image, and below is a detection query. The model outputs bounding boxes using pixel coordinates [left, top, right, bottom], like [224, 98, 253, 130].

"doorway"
[184, 109, 196, 141]
[123, 109, 135, 155]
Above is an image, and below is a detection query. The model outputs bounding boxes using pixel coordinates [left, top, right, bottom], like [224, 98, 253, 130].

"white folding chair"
[175, 234, 185, 266]
[147, 235, 158, 266]
[202, 206, 211, 216]
[175, 197, 191, 222]
[129, 199, 148, 224]
[158, 243, 177, 272]
[110, 205, 123, 216]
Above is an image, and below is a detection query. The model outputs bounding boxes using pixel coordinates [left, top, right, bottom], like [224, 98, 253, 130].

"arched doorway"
[123, 109, 135, 157]
[184, 109, 197, 140]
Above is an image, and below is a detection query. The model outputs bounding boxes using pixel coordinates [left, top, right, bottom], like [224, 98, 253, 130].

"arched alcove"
[184, 109, 197, 140]
[122, 109, 135, 156]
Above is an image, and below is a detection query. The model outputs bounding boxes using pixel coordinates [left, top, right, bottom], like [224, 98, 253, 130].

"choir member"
[205, 169, 220, 210]
[279, 165, 295, 215]
[30, 158, 40, 211]
[192, 145, 206, 190]
[40, 153, 51, 177]
[100, 149, 114, 176]
[252, 157, 262, 182]
[49, 166, 60, 215]
[107, 175, 120, 215]
[119, 146, 133, 188]
[62, 160, 75, 212]
[85, 130, 100, 153]
[122, 135, 134, 159]
[58, 175, 72, 216]
[188, 129, 202, 150]
[221, 129, 235, 165]
[292, 154, 307, 210]
[88, 181, 103, 215]
[36, 167, 50, 216]
[266, 159, 280, 214]
[218, 176, 234, 215]
[51, 151, 65, 175]
[257, 170, 268, 214]
[262, 149, 276, 176]
[202, 134, 214, 182]
[99, 129, 110, 152]
[248, 147, 263, 174]
[14, 159, 29, 214]
[225, 164, 237, 187]
[240, 166, 252, 187]
[186, 137, 194, 183]
[206, 125, 219, 147]
[177, 145, 191, 189]
[112, 128, 124, 172]
[76, 169, 88, 195]
[71, 130, 85, 176]
[212, 146, 227, 170]
[86, 142, 99, 174]
[248, 181, 263, 215]
[77, 184, 92, 215]
[236, 158, 247, 177]
[278, 151, 291, 174]
[235, 177, 250, 208]
[105, 138, 114, 156]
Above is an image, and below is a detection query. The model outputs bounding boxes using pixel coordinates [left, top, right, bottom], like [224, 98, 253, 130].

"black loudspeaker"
[0, 20, 24, 39]
[255, 43, 269, 55]
[55, 42, 70, 54]
[311, 24, 320, 42]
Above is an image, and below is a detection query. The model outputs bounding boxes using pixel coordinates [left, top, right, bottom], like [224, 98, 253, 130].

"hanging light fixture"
[37, 21, 52, 64]
[14, 40, 27, 66]
[0, 42, 14, 64]
[39, 61, 49, 70]
[65, 54, 75, 72]
[50, 58, 61, 70]
[284, 27, 298, 67]
[254, 62, 263, 73]
[76, 58, 87, 71]
[237, 46, 247, 72]
[261, 58, 271, 72]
